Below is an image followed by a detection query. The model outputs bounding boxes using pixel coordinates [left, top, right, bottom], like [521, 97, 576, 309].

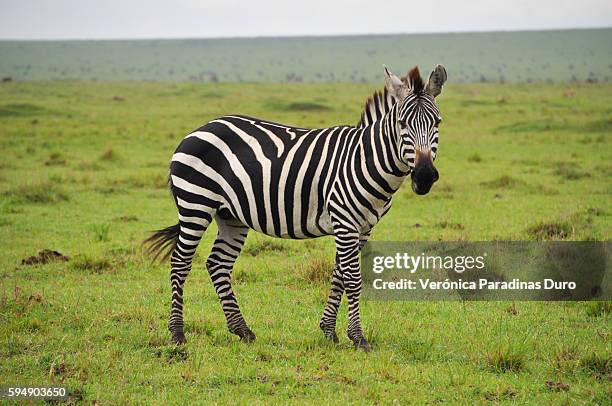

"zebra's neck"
[353, 103, 410, 197]
[357, 87, 397, 128]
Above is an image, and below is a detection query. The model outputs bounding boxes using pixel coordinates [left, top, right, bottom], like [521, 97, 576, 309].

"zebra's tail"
[143, 223, 180, 262]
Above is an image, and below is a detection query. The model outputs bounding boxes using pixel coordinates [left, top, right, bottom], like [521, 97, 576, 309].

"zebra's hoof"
[353, 337, 372, 352]
[237, 328, 256, 343]
[324, 331, 340, 344]
[171, 332, 187, 345]
[319, 321, 339, 343]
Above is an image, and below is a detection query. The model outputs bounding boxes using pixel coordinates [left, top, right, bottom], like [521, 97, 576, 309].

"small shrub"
[527, 221, 573, 240]
[0, 103, 46, 117]
[154, 346, 188, 363]
[113, 215, 138, 222]
[267, 98, 331, 112]
[580, 353, 611, 378]
[585, 302, 611, 317]
[553, 162, 590, 180]
[553, 346, 579, 373]
[545, 381, 569, 392]
[233, 268, 259, 283]
[91, 224, 110, 242]
[48, 361, 88, 383]
[481, 175, 525, 189]
[24, 318, 43, 332]
[467, 153, 482, 163]
[94, 186, 124, 195]
[497, 96, 509, 104]
[202, 91, 224, 99]
[299, 257, 334, 285]
[113, 174, 168, 189]
[78, 161, 102, 171]
[67, 389, 85, 403]
[49, 361, 69, 378]
[493, 121, 553, 134]
[436, 221, 465, 230]
[242, 240, 286, 256]
[284, 101, 331, 111]
[396, 338, 435, 363]
[3, 182, 68, 203]
[585, 207, 606, 217]
[44, 152, 66, 166]
[584, 118, 612, 132]
[71, 255, 112, 273]
[505, 303, 518, 315]
[99, 147, 119, 162]
[484, 386, 517, 401]
[536, 185, 559, 195]
[485, 346, 525, 373]
[185, 320, 214, 337]
[302, 239, 321, 250]
[438, 184, 453, 193]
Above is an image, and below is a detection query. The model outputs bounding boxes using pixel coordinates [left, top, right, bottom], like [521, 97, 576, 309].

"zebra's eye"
[435, 118, 442, 126]
[399, 121, 407, 129]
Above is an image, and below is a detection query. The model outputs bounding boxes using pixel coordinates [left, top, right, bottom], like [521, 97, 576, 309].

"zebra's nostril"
[432, 168, 439, 183]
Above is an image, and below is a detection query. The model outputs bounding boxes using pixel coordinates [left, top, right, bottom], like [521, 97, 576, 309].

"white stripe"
[178, 213, 210, 227]
[206, 121, 272, 233]
[173, 152, 253, 227]
[179, 236, 200, 246]
[176, 196, 211, 213]
[171, 175, 224, 202]
[224, 115, 286, 157]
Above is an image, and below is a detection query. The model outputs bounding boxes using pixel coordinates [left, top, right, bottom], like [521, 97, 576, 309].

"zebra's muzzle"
[411, 151, 439, 195]
[411, 176, 434, 195]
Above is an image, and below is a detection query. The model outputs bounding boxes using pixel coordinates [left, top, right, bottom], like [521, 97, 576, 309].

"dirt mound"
[21, 249, 69, 265]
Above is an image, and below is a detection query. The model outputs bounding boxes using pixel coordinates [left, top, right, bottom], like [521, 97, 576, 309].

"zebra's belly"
[228, 205, 333, 239]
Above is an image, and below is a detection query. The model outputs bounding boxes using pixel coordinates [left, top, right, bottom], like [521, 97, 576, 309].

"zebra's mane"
[407, 66, 425, 94]
[357, 72, 410, 128]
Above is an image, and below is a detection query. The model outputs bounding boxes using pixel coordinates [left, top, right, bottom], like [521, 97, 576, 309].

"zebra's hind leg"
[206, 214, 255, 342]
[169, 215, 211, 345]
[319, 261, 343, 343]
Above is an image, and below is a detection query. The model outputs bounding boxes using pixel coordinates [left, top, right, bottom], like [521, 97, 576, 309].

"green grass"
[0, 81, 610, 404]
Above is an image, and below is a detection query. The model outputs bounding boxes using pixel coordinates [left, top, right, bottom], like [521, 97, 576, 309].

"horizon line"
[0, 25, 610, 42]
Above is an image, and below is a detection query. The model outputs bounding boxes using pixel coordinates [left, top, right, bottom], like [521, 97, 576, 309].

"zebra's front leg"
[319, 232, 370, 344]
[206, 216, 255, 342]
[337, 230, 371, 352]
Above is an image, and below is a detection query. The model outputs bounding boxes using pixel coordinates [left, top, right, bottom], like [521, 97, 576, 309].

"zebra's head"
[384, 64, 447, 195]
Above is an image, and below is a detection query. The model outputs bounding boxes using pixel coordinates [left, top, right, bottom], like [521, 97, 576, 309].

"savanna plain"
[0, 80, 610, 404]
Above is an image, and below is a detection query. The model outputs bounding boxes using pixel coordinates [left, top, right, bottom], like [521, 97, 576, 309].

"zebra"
[145, 64, 447, 351]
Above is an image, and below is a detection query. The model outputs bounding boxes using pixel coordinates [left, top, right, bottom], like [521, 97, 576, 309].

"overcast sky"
[1, 0, 611, 40]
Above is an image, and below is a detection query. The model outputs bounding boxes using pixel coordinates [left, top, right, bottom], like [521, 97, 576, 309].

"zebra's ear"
[425, 64, 447, 97]
[383, 65, 406, 98]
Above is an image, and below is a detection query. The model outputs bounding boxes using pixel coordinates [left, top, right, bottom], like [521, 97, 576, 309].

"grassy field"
[1, 28, 611, 83]
[0, 80, 610, 404]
